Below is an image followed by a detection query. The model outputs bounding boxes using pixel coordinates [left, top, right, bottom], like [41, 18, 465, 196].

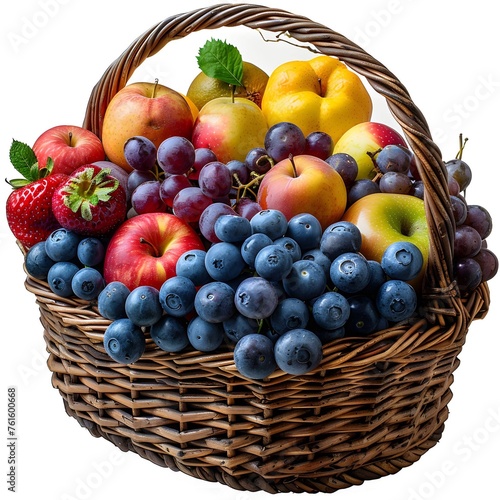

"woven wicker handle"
[83, 3, 457, 314]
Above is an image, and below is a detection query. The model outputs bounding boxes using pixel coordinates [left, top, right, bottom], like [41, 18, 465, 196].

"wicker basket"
[22, 3, 491, 494]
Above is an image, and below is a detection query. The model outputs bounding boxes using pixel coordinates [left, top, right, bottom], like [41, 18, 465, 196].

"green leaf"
[197, 38, 244, 87]
[9, 140, 38, 181]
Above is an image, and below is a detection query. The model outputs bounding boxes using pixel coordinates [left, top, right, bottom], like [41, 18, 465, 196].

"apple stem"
[68, 131, 73, 147]
[289, 154, 298, 178]
[230, 84, 235, 103]
[152, 78, 159, 98]
[317, 77, 324, 97]
[140, 237, 159, 257]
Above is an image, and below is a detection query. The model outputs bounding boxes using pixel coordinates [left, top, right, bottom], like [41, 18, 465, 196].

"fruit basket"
[18, 2, 492, 495]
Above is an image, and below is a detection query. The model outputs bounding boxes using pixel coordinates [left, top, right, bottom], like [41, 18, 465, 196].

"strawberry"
[51, 164, 127, 236]
[6, 139, 68, 249]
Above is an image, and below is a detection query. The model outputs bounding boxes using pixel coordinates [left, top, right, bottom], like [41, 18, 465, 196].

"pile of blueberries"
[24, 209, 423, 380]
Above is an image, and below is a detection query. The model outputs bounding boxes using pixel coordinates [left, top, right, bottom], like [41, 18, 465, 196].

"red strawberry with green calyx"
[6, 139, 68, 249]
[52, 165, 127, 236]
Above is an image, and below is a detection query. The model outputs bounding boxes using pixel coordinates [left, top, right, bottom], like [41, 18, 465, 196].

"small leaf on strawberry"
[9, 140, 39, 181]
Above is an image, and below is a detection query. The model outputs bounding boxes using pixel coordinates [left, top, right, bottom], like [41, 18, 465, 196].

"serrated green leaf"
[9, 140, 38, 181]
[197, 38, 244, 87]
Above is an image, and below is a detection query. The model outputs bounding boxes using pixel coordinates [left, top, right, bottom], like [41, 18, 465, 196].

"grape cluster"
[95, 208, 427, 379]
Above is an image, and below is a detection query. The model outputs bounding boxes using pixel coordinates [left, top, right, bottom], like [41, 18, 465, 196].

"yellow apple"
[191, 97, 268, 163]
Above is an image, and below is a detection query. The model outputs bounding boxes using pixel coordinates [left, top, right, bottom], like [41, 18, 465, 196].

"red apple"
[343, 192, 429, 289]
[103, 213, 205, 291]
[333, 122, 407, 180]
[191, 97, 268, 163]
[257, 154, 347, 230]
[101, 82, 194, 171]
[32, 125, 105, 176]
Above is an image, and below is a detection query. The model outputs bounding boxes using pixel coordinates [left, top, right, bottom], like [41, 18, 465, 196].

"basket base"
[54, 374, 445, 494]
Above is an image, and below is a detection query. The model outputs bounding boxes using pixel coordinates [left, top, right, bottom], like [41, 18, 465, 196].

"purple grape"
[464, 205, 492, 239]
[245, 147, 273, 174]
[375, 144, 412, 174]
[198, 161, 232, 198]
[123, 136, 157, 171]
[127, 169, 156, 196]
[190, 147, 218, 180]
[454, 257, 482, 292]
[379, 171, 412, 194]
[157, 136, 195, 175]
[454, 225, 482, 258]
[159, 174, 192, 207]
[325, 153, 358, 189]
[347, 179, 381, 206]
[234, 198, 262, 220]
[226, 159, 250, 185]
[450, 195, 468, 225]
[172, 186, 212, 223]
[446, 158, 472, 192]
[131, 180, 166, 214]
[473, 248, 498, 282]
[304, 131, 333, 160]
[264, 122, 306, 163]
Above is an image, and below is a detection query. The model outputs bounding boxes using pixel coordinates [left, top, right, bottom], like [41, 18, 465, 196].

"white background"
[1, 1, 499, 499]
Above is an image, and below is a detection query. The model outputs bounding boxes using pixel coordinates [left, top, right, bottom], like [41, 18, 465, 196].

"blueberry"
[214, 214, 252, 243]
[282, 260, 326, 301]
[223, 313, 259, 343]
[125, 286, 163, 327]
[98, 281, 130, 320]
[47, 261, 80, 297]
[250, 209, 288, 240]
[286, 213, 322, 251]
[381, 241, 424, 281]
[274, 329, 323, 375]
[254, 244, 293, 281]
[194, 281, 235, 323]
[234, 277, 279, 319]
[330, 252, 371, 294]
[175, 249, 211, 286]
[25, 241, 55, 280]
[345, 295, 380, 335]
[71, 267, 105, 301]
[376, 279, 418, 322]
[301, 248, 331, 277]
[187, 316, 225, 352]
[320, 221, 362, 261]
[159, 276, 196, 317]
[205, 242, 246, 281]
[312, 291, 350, 330]
[360, 260, 387, 295]
[77, 237, 106, 267]
[234, 334, 276, 380]
[150, 316, 189, 352]
[241, 233, 273, 267]
[103, 318, 145, 364]
[313, 326, 346, 344]
[270, 297, 310, 335]
[273, 236, 302, 262]
[45, 228, 81, 262]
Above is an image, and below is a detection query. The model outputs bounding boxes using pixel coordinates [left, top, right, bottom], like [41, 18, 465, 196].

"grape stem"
[455, 133, 469, 160]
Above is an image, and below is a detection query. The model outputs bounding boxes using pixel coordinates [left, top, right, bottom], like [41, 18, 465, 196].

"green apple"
[343, 193, 429, 289]
[257, 154, 347, 230]
[333, 121, 408, 180]
[191, 97, 268, 163]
